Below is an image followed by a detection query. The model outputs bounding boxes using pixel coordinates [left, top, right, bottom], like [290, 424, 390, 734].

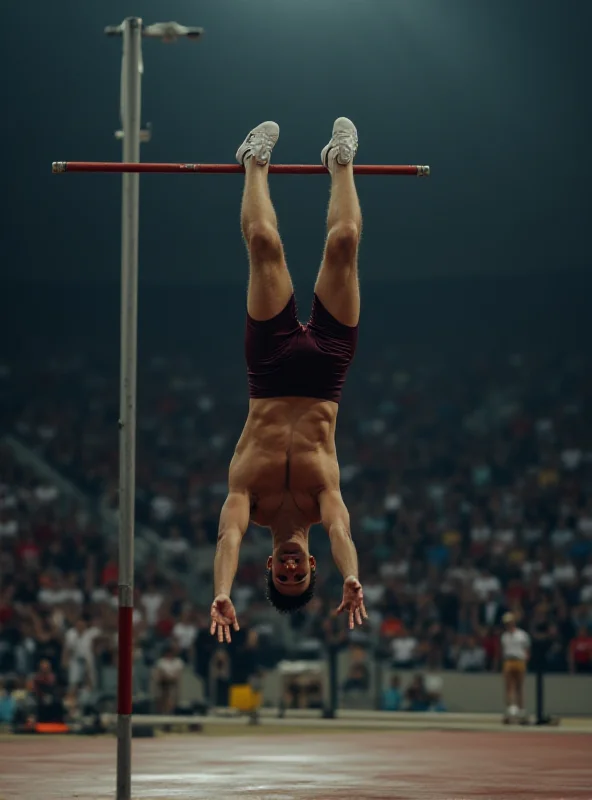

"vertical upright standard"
[115, 17, 142, 800]
[105, 17, 204, 800]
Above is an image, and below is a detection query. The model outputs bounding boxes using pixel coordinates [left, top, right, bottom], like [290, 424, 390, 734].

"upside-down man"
[210, 118, 368, 642]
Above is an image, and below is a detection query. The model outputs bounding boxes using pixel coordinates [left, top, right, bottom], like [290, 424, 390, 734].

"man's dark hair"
[266, 567, 316, 613]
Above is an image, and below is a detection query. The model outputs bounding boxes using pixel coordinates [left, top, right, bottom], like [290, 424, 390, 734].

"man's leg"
[503, 669, 512, 718]
[516, 671, 525, 716]
[237, 122, 293, 321]
[314, 118, 362, 327]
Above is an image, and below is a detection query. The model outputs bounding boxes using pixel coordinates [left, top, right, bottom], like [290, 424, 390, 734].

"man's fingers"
[349, 609, 354, 630]
[210, 618, 236, 643]
[355, 608, 362, 626]
[362, 603, 369, 619]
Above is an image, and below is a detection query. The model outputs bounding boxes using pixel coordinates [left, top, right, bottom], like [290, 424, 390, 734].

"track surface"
[1, 729, 591, 799]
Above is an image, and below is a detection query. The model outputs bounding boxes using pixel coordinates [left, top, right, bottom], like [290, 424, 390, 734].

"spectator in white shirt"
[473, 569, 501, 601]
[150, 491, 175, 524]
[153, 644, 185, 714]
[539, 570, 555, 590]
[63, 617, 101, 688]
[162, 526, 190, 566]
[456, 636, 487, 672]
[172, 607, 198, 660]
[362, 578, 385, 609]
[384, 489, 402, 524]
[0, 485, 17, 510]
[141, 582, 164, 627]
[470, 524, 492, 544]
[0, 511, 18, 539]
[447, 557, 478, 586]
[233, 583, 254, 615]
[379, 557, 409, 580]
[390, 628, 418, 668]
[34, 483, 59, 504]
[500, 613, 530, 722]
[552, 556, 577, 585]
[561, 447, 582, 471]
[494, 527, 516, 547]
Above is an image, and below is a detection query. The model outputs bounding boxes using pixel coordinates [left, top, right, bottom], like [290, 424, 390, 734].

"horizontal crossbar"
[52, 161, 430, 176]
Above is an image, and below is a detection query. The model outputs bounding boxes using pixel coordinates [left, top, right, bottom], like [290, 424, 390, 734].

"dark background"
[2, 0, 591, 294]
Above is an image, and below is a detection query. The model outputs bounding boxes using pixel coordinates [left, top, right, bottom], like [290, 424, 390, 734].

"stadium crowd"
[1, 341, 592, 725]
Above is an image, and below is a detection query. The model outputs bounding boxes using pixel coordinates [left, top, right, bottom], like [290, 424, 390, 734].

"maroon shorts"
[245, 294, 358, 403]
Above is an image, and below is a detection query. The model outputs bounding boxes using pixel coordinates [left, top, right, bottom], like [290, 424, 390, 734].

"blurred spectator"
[230, 628, 261, 686]
[152, 644, 185, 714]
[210, 647, 231, 707]
[568, 627, 592, 674]
[456, 635, 487, 672]
[172, 605, 198, 661]
[140, 580, 164, 627]
[32, 658, 64, 723]
[390, 627, 418, 669]
[405, 674, 430, 712]
[382, 675, 402, 711]
[161, 526, 190, 571]
[0, 678, 16, 723]
[342, 659, 370, 694]
[63, 617, 100, 689]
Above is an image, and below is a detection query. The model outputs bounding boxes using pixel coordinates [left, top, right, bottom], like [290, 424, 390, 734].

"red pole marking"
[117, 606, 133, 715]
[52, 161, 427, 175]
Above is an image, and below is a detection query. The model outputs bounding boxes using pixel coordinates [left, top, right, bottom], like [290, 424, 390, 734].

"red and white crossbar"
[52, 161, 430, 176]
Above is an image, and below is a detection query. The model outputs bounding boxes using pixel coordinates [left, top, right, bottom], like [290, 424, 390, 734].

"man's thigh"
[247, 258, 294, 322]
[313, 260, 360, 327]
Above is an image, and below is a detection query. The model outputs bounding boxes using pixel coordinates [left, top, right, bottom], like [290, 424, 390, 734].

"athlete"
[501, 612, 530, 723]
[210, 118, 368, 642]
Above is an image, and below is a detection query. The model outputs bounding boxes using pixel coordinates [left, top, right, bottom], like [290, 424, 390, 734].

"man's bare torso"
[229, 396, 341, 529]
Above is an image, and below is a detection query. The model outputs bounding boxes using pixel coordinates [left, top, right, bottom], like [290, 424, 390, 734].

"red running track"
[0, 730, 591, 799]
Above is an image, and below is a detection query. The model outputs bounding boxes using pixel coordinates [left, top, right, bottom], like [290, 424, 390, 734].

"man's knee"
[324, 221, 360, 269]
[244, 221, 283, 265]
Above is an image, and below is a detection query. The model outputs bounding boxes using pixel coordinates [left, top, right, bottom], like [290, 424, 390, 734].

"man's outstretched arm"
[319, 489, 358, 580]
[211, 491, 250, 642]
[214, 490, 250, 595]
[319, 489, 367, 628]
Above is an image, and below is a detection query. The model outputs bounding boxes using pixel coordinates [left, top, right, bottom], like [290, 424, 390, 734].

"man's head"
[503, 612, 516, 631]
[266, 543, 316, 614]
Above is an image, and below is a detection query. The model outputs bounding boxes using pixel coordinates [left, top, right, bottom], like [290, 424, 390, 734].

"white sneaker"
[236, 121, 280, 166]
[321, 117, 358, 171]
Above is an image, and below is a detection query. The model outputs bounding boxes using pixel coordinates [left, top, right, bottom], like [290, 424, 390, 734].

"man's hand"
[210, 594, 240, 643]
[336, 576, 368, 630]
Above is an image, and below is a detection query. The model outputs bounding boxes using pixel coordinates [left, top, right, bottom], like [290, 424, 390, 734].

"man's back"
[229, 396, 340, 528]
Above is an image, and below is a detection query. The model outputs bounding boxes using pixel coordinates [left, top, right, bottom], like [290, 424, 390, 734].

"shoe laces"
[248, 129, 275, 153]
[330, 129, 358, 160]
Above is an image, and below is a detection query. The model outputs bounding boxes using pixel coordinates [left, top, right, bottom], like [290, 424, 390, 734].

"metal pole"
[116, 16, 142, 800]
